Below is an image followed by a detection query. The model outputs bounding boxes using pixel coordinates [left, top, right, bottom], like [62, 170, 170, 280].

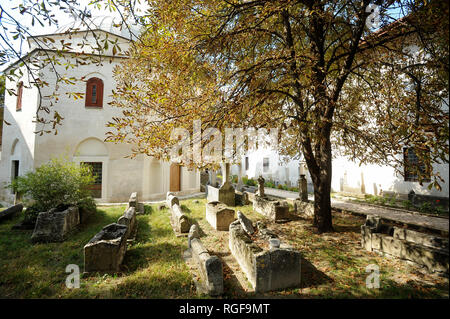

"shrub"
[277, 184, 284, 189]
[245, 178, 257, 186]
[401, 200, 413, 210]
[265, 181, 276, 188]
[8, 156, 96, 212]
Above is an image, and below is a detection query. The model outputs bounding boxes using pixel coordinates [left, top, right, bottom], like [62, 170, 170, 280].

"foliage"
[8, 156, 95, 212]
[107, 0, 449, 232]
[245, 178, 257, 187]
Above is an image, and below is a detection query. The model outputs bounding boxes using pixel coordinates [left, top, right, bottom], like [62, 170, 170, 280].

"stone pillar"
[222, 162, 231, 186]
[209, 170, 217, 187]
[237, 163, 244, 191]
[257, 176, 265, 197]
[360, 171, 366, 194]
[299, 174, 308, 202]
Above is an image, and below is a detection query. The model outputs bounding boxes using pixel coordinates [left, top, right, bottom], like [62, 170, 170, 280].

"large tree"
[108, 0, 449, 233]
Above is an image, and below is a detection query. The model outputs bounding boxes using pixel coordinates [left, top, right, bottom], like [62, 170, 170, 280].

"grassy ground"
[0, 198, 448, 298]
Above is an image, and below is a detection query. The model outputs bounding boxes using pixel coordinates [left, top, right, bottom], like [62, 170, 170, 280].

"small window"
[85, 77, 103, 108]
[263, 157, 269, 172]
[245, 157, 249, 170]
[403, 147, 431, 182]
[16, 81, 23, 111]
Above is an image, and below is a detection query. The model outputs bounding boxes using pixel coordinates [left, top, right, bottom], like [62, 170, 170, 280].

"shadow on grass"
[300, 258, 333, 288]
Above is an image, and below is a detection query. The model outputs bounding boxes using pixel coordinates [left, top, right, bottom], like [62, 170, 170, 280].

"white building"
[0, 16, 200, 204]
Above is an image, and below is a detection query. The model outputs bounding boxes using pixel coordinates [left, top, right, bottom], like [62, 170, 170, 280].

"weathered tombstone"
[84, 223, 128, 272]
[257, 176, 265, 197]
[218, 163, 235, 206]
[31, 205, 80, 243]
[0, 204, 23, 223]
[229, 220, 302, 292]
[190, 237, 224, 296]
[117, 206, 137, 239]
[253, 196, 289, 221]
[129, 192, 137, 208]
[235, 191, 248, 206]
[206, 201, 235, 231]
[237, 211, 254, 235]
[170, 200, 191, 233]
[188, 224, 200, 248]
[167, 193, 180, 209]
[299, 175, 308, 202]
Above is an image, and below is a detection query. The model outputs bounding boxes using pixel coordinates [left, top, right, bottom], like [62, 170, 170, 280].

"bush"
[245, 178, 257, 186]
[8, 156, 96, 212]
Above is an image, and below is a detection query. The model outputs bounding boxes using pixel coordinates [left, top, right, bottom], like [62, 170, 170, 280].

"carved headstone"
[257, 176, 265, 197]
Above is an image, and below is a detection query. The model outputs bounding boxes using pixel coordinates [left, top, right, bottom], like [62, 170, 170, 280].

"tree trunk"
[312, 175, 333, 233]
[307, 136, 334, 233]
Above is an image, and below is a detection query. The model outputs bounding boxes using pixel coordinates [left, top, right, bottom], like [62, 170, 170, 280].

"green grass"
[0, 198, 448, 299]
[0, 205, 196, 298]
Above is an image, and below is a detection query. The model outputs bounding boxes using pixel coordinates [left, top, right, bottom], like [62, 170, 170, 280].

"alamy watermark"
[170, 120, 279, 165]
[366, 4, 380, 29]
[65, 264, 80, 289]
[365, 264, 380, 289]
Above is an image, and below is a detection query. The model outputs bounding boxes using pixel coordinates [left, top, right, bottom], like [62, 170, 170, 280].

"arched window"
[85, 77, 104, 108]
[16, 81, 23, 111]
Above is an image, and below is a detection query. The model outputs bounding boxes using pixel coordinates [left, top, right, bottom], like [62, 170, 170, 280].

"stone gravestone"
[237, 211, 254, 235]
[0, 204, 23, 223]
[84, 223, 128, 272]
[31, 205, 80, 243]
[299, 175, 308, 202]
[206, 201, 235, 231]
[207, 163, 235, 206]
[257, 176, 265, 197]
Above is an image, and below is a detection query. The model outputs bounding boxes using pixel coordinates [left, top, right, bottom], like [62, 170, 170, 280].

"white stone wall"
[0, 31, 200, 204]
[0, 64, 39, 202]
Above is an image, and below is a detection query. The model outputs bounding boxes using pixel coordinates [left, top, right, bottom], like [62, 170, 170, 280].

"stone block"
[235, 191, 249, 206]
[253, 195, 289, 221]
[167, 194, 180, 209]
[171, 203, 191, 233]
[393, 227, 449, 250]
[84, 223, 128, 272]
[206, 201, 235, 231]
[129, 192, 137, 208]
[31, 206, 79, 243]
[237, 211, 254, 235]
[229, 220, 301, 292]
[207, 183, 235, 206]
[0, 204, 23, 223]
[294, 200, 314, 217]
[191, 238, 223, 296]
[117, 206, 137, 239]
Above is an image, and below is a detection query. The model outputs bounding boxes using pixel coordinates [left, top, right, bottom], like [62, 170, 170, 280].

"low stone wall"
[190, 237, 224, 296]
[84, 223, 128, 272]
[31, 206, 80, 243]
[361, 216, 449, 274]
[207, 184, 235, 206]
[0, 204, 23, 223]
[206, 201, 235, 231]
[118, 206, 137, 239]
[253, 195, 289, 221]
[229, 220, 302, 292]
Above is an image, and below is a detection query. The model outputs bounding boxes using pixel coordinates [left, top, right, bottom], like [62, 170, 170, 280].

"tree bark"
[303, 133, 334, 233]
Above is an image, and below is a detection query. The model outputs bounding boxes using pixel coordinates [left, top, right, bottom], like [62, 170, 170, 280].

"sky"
[0, 0, 147, 69]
